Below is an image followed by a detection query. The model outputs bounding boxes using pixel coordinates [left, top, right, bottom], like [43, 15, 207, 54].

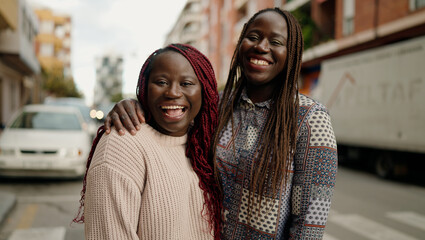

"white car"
[44, 97, 99, 139]
[0, 104, 91, 178]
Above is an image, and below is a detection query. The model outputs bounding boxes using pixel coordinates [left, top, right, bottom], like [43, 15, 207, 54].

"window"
[64, 22, 71, 32]
[343, 0, 355, 36]
[21, 7, 28, 36]
[57, 50, 65, 61]
[40, 21, 54, 34]
[10, 111, 82, 130]
[11, 81, 16, 110]
[410, 0, 425, 11]
[189, 2, 201, 12]
[21, 7, 36, 41]
[183, 22, 198, 34]
[55, 26, 65, 38]
[40, 43, 54, 56]
[63, 38, 71, 48]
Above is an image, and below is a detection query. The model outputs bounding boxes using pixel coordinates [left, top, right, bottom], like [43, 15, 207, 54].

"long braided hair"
[75, 44, 222, 239]
[212, 8, 303, 218]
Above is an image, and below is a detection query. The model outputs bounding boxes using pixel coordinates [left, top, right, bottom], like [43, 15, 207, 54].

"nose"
[165, 83, 183, 98]
[255, 39, 270, 52]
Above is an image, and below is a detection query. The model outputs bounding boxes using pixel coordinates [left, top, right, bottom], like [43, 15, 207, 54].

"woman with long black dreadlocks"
[103, 8, 338, 239]
[73, 44, 222, 240]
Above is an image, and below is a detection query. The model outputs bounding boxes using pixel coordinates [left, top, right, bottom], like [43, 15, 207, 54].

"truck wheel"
[375, 153, 394, 178]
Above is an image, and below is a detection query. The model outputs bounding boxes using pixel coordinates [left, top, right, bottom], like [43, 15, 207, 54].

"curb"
[0, 191, 16, 225]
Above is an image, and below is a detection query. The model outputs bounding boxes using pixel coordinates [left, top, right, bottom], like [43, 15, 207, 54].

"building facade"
[0, 0, 40, 126]
[165, 0, 203, 51]
[203, 0, 284, 86]
[34, 8, 72, 78]
[93, 53, 123, 109]
[165, 0, 425, 92]
[301, 0, 425, 95]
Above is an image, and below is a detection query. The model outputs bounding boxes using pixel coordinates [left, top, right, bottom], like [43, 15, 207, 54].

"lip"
[247, 54, 273, 64]
[159, 104, 188, 121]
[245, 56, 273, 71]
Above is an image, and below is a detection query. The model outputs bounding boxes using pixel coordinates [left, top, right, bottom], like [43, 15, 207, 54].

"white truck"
[313, 35, 425, 178]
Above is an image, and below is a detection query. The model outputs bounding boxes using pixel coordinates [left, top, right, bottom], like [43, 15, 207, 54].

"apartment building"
[300, 0, 425, 95]
[165, 0, 425, 92]
[0, 0, 40, 126]
[34, 8, 72, 78]
[165, 0, 204, 51]
[93, 53, 123, 109]
[204, 0, 283, 86]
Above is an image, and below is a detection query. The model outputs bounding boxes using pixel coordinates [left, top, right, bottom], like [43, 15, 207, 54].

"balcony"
[0, 0, 18, 31]
[0, 0, 40, 75]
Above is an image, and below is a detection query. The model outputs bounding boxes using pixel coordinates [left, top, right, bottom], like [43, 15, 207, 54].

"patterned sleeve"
[289, 104, 338, 239]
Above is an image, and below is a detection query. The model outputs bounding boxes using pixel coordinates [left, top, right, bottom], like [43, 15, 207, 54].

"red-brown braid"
[73, 125, 105, 224]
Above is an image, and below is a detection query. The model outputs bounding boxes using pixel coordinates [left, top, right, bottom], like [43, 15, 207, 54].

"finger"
[112, 102, 132, 135]
[110, 113, 125, 136]
[135, 103, 145, 129]
[123, 101, 140, 131]
[104, 115, 112, 134]
[119, 112, 137, 136]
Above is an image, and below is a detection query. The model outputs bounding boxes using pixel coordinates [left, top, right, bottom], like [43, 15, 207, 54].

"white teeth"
[250, 58, 269, 66]
[161, 106, 184, 110]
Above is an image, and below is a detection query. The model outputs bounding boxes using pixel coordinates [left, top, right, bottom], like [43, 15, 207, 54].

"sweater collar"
[144, 124, 187, 146]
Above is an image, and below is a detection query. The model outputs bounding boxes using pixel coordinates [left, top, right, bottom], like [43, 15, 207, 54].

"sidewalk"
[0, 191, 16, 225]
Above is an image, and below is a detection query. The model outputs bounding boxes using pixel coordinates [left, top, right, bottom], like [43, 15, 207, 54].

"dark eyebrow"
[247, 29, 286, 40]
[270, 31, 287, 40]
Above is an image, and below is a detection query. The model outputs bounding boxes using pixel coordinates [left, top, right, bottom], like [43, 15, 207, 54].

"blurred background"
[0, 0, 425, 239]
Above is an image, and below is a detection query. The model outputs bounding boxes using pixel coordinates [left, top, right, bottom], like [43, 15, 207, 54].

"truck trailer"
[313, 35, 425, 178]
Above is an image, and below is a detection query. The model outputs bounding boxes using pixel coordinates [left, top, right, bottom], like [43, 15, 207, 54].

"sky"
[27, 0, 188, 106]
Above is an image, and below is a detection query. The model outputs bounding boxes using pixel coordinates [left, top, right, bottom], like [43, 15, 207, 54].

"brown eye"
[271, 40, 283, 46]
[246, 34, 259, 41]
[154, 80, 167, 86]
[181, 80, 196, 87]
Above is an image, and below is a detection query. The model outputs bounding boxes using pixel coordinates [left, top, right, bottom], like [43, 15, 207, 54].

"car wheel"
[375, 153, 394, 179]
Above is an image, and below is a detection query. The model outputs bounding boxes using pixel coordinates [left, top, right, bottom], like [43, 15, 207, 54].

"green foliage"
[291, 5, 333, 50]
[292, 7, 317, 50]
[42, 67, 83, 98]
[110, 93, 123, 103]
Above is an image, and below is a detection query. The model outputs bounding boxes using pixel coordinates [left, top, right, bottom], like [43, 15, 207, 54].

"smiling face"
[147, 51, 202, 137]
[239, 11, 288, 101]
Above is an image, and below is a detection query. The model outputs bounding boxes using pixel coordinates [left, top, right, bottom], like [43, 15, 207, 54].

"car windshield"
[10, 111, 82, 130]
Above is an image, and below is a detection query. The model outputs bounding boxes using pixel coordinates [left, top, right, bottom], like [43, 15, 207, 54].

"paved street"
[0, 178, 84, 240]
[324, 167, 425, 240]
[0, 166, 424, 240]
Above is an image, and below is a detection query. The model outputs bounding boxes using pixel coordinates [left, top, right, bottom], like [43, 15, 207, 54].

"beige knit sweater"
[84, 124, 213, 240]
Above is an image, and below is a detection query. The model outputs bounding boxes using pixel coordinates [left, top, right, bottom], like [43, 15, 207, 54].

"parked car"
[44, 97, 98, 139]
[0, 104, 91, 178]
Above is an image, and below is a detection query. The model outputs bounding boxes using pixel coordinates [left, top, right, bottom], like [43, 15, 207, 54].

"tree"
[42, 66, 83, 98]
[110, 93, 123, 103]
[292, 5, 331, 50]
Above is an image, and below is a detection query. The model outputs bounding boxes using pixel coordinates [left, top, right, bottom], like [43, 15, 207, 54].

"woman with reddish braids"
[103, 8, 338, 240]
[73, 43, 221, 240]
